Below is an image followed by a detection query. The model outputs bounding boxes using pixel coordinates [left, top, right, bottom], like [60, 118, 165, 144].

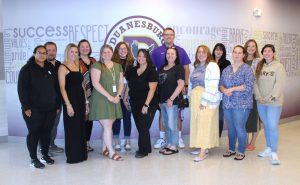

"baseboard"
[0, 135, 8, 143]
[280, 115, 300, 124]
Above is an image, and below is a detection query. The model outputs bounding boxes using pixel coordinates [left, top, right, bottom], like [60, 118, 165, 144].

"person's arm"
[228, 66, 254, 93]
[167, 79, 185, 107]
[264, 63, 286, 102]
[142, 82, 158, 114]
[114, 72, 124, 104]
[58, 65, 74, 117]
[201, 63, 220, 108]
[90, 67, 115, 103]
[123, 84, 130, 110]
[181, 64, 190, 94]
[17, 65, 31, 117]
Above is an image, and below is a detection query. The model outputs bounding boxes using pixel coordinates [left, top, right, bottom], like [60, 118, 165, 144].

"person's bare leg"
[99, 119, 115, 157]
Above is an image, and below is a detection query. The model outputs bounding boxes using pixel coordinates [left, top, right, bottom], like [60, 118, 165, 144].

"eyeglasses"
[163, 34, 174, 37]
[118, 48, 127, 51]
[36, 51, 47, 56]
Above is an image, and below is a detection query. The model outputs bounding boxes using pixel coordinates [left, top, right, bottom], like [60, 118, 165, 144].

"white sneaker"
[271, 152, 280, 165]
[178, 138, 185, 148]
[258, 147, 271, 158]
[190, 150, 200, 155]
[125, 144, 131, 151]
[154, 138, 166, 149]
[114, 144, 121, 151]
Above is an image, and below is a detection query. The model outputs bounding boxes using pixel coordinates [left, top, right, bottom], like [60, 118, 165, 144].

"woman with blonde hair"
[89, 44, 124, 161]
[189, 45, 221, 161]
[58, 43, 88, 163]
[243, 39, 261, 151]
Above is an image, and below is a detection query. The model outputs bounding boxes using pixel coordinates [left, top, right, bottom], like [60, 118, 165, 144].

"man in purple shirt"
[151, 27, 191, 149]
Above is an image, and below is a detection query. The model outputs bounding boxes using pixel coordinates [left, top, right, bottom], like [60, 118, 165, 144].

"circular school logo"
[104, 15, 164, 59]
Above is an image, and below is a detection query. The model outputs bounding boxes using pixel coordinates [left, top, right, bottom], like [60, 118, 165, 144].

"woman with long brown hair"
[111, 42, 134, 151]
[243, 39, 261, 151]
[255, 44, 286, 165]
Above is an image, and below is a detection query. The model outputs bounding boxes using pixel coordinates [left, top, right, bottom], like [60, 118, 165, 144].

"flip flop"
[162, 148, 179, 155]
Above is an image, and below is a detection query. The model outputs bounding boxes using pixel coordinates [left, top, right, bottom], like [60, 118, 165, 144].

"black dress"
[62, 64, 87, 163]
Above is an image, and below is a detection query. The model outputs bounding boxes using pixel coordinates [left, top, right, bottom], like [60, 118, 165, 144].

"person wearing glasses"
[18, 45, 60, 169]
[112, 42, 134, 151]
[151, 27, 191, 149]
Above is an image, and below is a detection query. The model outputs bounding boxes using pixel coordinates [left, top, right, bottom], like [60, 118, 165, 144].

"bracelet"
[184, 85, 188, 87]
[169, 98, 173, 102]
[118, 94, 121, 98]
[85, 100, 89, 104]
[144, 104, 149, 108]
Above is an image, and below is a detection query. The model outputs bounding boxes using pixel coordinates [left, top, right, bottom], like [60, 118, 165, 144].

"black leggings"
[23, 109, 56, 160]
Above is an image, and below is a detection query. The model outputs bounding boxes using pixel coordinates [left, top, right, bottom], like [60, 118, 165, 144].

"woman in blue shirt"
[220, 45, 254, 160]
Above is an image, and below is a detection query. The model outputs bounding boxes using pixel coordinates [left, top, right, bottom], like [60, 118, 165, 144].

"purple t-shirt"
[151, 44, 191, 71]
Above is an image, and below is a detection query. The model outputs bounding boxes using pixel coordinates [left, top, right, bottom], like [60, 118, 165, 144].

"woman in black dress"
[58, 43, 88, 163]
[125, 49, 158, 158]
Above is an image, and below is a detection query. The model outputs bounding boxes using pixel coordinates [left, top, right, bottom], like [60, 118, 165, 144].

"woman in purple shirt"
[220, 45, 254, 160]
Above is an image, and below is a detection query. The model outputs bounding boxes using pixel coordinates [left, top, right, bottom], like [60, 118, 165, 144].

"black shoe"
[30, 159, 45, 169]
[135, 152, 148, 158]
[40, 155, 55, 165]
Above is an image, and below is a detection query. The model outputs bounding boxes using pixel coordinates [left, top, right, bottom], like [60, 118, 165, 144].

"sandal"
[110, 153, 124, 161]
[223, 150, 236, 157]
[159, 147, 169, 154]
[234, 153, 245, 160]
[246, 144, 255, 151]
[162, 148, 179, 155]
[102, 149, 109, 157]
[87, 145, 94, 152]
[194, 154, 208, 162]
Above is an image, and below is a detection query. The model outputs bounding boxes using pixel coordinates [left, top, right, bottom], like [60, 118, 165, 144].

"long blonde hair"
[63, 43, 79, 66]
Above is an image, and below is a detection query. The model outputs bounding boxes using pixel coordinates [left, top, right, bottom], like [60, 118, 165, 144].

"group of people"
[17, 27, 286, 169]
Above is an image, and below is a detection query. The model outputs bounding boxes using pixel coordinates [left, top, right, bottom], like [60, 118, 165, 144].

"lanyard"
[108, 65, 116, 84]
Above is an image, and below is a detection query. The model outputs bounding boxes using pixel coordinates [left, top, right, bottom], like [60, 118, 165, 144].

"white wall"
[0, 0, 9, 142]
[2, 0, 300, 138]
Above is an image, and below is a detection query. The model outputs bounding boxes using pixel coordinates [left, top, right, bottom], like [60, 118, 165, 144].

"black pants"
[86, 120, 93, 142]
[112, 99, 132, 138]
[22, 109, 56, 160]
[131, 103, 156, 155]
[219, 101, 224, 137]
[50, 107, 62, 146]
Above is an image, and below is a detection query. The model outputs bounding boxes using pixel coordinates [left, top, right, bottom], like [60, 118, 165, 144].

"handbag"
[178, 95, 189, 109]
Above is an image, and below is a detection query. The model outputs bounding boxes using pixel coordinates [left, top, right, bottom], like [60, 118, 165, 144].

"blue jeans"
[160, 103, 179, 147]
[224, 108, 250, 154]
[257, 103, 282, 152]
[112, 99, 132, 139]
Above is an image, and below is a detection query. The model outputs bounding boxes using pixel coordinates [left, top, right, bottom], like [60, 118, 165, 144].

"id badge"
[112, 84, 117, 93]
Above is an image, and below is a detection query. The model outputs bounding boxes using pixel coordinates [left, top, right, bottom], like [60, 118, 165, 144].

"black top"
[47, 60, 62, 106]
[120, 59, 133, 78]
[127, 66, 158, 107]
[18, 58, 59, 111]
[218, 59, 231, 75]
[158, 64, 185, 104]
